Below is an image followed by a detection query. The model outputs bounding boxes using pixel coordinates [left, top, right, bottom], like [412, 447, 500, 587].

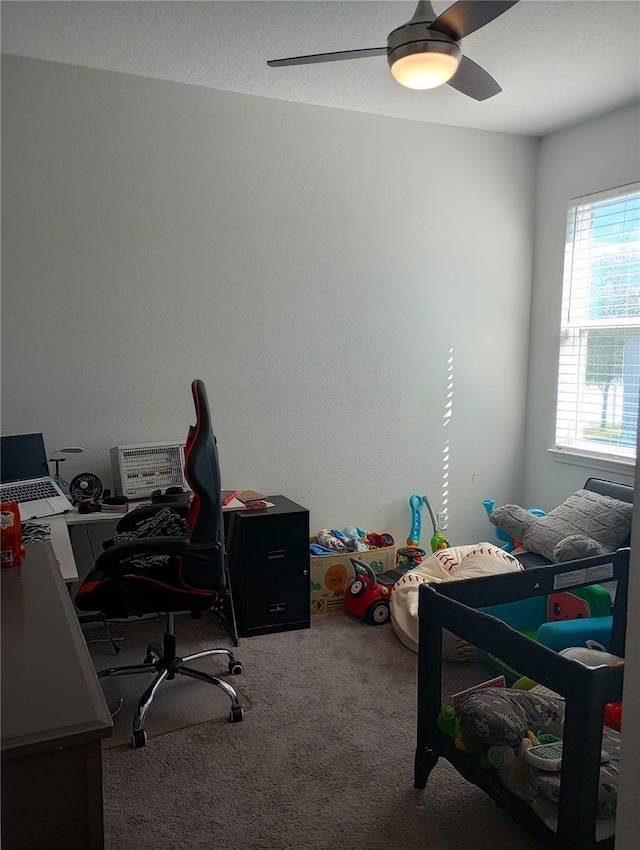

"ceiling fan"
[268, 1, 520, 101]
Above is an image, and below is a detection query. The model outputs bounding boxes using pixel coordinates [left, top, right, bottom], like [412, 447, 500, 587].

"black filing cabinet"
[225, 496, 310, 637]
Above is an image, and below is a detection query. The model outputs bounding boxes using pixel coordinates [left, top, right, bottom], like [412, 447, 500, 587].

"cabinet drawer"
[241, 563, 310, 634]
[236, 513, 308, 561]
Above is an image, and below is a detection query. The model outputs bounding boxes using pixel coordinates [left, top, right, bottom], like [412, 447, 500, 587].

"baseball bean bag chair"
[389, 543, 523, 658]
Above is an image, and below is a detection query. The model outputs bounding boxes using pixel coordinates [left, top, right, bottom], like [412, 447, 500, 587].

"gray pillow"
[551, 533, 604, 562]
[490, 489, 633, 563]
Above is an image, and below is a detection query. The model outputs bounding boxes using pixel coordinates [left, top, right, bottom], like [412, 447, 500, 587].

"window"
[555, 183, 640, 463]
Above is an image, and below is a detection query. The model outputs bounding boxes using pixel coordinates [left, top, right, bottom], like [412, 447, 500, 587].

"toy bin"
[310, 543, 396, 614]
[414, 549, 629, 850]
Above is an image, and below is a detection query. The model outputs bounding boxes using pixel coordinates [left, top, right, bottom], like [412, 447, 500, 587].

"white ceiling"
[2, 0, 639, 136]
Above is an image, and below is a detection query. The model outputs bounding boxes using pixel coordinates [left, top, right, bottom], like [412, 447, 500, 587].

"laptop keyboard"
[0, 479, 59, 503]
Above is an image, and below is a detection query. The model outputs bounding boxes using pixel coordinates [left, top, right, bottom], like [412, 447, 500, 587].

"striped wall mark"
[440, 348, 453, 533]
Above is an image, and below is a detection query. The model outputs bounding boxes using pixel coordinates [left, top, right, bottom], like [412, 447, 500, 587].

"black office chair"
[76, 379, 243, 748]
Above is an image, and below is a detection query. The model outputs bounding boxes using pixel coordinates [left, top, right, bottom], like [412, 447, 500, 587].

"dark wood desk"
[1, 542, 113, 850]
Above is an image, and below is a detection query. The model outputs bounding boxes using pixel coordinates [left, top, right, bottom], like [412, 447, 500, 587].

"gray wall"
[1, 54, 537, 545]
[524, 106, 640, 847]
[523, 102, 640, 510]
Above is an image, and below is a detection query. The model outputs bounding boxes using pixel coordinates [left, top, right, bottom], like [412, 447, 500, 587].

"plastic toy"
[486, 745, 516, 768]
[407, 493, 423, 546]
[536, 614, 613, 654]
[344, 557, 405, 625]
[604, 700, 622, 731]
[423, 495, 449, 552]
[437, 706, 460, 737]
[396, 546, 426, 571]
[520, 740, 563, 771]
[520, 739, 610, 772]
[482, 498, 545, 551]
[559, 644, 623, 668]
[407, 493, 449, 553]
[482, 499, 515, 550]
[478, 585, 612, 682]
[436, 706, 490, 769]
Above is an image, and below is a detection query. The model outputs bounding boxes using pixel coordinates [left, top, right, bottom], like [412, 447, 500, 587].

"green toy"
[437, 706, 490, 769]
[423, 495, 449, 552]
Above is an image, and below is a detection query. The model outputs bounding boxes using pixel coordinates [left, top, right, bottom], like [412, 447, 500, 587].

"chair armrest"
[95, 536, 220, 573]
[116, 502, 189, 532]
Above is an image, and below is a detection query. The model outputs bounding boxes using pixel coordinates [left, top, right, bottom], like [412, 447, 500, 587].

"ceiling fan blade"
[430, 1, 520, 41]
[447, 55, 502, 101]
[267, 48, 386, 67]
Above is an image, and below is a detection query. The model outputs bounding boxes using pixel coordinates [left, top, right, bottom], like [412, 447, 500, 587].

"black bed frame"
[414, 549, 629, 850]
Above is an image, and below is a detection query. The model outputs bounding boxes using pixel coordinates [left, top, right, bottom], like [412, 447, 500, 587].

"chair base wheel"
[229, 705, 244, 723]
[229, 661, 243, 676]
[131, 729, 148, 748]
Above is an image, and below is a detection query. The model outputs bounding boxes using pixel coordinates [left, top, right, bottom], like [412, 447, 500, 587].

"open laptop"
[0, 433, 71, 520]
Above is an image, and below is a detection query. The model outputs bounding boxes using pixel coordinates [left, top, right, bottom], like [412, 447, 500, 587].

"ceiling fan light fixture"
[268, 0, 520, 101]
[389, 41, 461, 90]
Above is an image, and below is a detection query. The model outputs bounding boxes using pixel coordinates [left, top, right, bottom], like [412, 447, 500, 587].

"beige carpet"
[86, 615, 250, 749]
[99, 611, 545, 850]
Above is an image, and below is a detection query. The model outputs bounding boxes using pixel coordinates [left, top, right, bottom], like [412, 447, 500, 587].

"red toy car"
[344, 557, 403, 625]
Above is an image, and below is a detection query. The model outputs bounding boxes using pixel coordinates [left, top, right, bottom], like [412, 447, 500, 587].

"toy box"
[310, 544, 396, 614]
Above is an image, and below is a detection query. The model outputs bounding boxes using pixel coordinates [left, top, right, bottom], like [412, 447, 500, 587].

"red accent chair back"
[180, 379, 225, 592]
[75, 379, 228, 617]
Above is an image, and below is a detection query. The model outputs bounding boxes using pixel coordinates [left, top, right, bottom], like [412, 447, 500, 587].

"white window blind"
[555, 182, 640, 462]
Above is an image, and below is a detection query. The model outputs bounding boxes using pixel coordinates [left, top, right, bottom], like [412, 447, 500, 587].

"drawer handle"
[267, 549, 286, 559]
[268, 602, 288, 613]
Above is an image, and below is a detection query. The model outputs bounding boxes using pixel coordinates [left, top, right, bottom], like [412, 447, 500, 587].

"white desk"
[65, 497, 247, 524]
[34, 499, 250, 585]
[30, 513, 79, 583]
[65, 505, 138, 526]
[28, 505, 126, 584]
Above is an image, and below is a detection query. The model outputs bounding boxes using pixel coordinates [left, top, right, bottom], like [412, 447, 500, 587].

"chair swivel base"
[98, 624, 244, 749]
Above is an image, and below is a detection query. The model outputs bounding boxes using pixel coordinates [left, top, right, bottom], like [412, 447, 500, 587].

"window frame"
[552, 181, 640, 471]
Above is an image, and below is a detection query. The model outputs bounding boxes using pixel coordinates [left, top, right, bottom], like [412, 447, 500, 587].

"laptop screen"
[1, 433, 50, 483]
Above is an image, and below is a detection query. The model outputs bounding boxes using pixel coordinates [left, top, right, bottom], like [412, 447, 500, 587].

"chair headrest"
[191, 379, 212, 437]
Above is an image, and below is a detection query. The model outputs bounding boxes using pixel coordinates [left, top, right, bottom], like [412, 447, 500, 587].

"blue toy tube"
[482, 497, 514, 551]
[408, 494, 423, 546]
[483, 498, 547, 552]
